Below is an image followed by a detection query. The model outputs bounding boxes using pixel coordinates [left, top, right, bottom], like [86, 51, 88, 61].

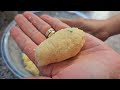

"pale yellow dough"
[35, 28, 85, 66]
[22, 53, 40, 76]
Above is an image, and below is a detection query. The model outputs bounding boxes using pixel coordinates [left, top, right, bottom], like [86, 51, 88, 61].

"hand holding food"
[10, 12, 120, 79]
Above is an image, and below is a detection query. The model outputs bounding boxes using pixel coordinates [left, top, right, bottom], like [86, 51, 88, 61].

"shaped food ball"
[35, 28, 85, 66]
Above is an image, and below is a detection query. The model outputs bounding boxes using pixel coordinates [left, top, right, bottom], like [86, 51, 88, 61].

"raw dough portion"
[35, 28, 85, 66]
[22, 53, 40, 76]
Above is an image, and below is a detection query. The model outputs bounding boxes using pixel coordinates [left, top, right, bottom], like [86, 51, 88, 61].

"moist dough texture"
[35, 28, 85, 66]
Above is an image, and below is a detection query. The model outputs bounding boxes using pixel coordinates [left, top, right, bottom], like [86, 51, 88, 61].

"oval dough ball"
[35, 28, 85, 66]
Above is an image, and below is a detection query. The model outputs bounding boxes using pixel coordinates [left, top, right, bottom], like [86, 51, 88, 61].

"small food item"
[35, 28, 85, 66]
[22, 53, 40, 76]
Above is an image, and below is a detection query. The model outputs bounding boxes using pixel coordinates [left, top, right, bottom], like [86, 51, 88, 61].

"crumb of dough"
[22, 53, 40, 76]
[35, 27, 85, 66]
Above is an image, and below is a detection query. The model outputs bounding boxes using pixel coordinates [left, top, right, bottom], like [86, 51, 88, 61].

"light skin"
[61, 13, 120, 41]
[10, 11, 120, 79]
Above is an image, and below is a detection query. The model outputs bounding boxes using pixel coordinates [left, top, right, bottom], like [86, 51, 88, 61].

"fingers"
[61, 18, 110, 41]
[60, 18, 93, 33]
[10, 26, 37, 64]
[23, 11, 51, 36]
[40, 15, 70, 31]
[60, 18, 84, 28]
[60, 18, 97, 33]
[15, 14, 46, 45]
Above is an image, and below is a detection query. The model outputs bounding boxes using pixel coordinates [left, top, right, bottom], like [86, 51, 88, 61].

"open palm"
[10, 12, 120, 79]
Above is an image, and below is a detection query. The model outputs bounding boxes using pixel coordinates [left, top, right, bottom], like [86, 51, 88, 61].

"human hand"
[61, 17, 111, 41]
[10, 12, 120, 79]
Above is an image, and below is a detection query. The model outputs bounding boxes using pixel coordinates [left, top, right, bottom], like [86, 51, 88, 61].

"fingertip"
[40, 14, 50, 19]
[23, 11, 32, 16]
[10, 26, 19, 37]
[14, 14, 23, 21]
[10, 26, 15, 33]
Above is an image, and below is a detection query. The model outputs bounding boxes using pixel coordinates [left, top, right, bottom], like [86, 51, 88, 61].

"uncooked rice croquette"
[35, 28, 85, 66]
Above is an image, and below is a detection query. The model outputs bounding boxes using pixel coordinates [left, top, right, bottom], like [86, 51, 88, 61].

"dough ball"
[35, 28, 85, 66]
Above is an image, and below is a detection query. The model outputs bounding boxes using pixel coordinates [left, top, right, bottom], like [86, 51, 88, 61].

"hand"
[10, 11, 120, 79]
[60, 17, 110, 41]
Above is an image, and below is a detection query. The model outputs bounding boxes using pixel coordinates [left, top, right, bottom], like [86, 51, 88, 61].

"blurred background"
[0, 11, 120, 79]
[0, 11, 23, 38]
[0, 11, 20, 79]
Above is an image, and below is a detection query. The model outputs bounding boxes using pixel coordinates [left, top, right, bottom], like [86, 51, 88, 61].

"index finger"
[10, 26, 37, 65]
